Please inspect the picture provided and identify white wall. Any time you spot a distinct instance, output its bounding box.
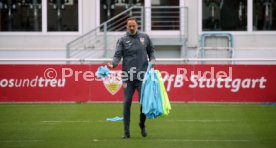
[0,0,276,60]
[184,0,276,58]
[0,0,95,51]
[185,0,199,47]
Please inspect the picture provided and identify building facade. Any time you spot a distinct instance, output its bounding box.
[0,0,276,60]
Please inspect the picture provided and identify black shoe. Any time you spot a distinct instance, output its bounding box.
[139,123,147,137]
[122,135,130,139]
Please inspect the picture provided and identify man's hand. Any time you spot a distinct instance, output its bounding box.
[149,59,156,68]
[107,61,113,69]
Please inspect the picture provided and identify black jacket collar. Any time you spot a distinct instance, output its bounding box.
[126,31,139,37]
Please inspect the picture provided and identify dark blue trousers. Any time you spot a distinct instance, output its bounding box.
[123,79,146,136]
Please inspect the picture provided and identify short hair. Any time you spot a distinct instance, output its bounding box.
[126,17,138,24]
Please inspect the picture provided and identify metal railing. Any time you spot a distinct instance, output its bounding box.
[146,6,188,44]
[150,6,182,30]
[197,33,234,64]
[66,6,144,60]
[1,58,276,64]
[66,6,188,61]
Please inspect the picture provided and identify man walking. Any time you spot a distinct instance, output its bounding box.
[107,17,155,139]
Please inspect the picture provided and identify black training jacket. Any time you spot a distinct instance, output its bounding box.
[112,31,155,81]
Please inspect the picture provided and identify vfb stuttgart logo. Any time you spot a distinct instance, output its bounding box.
[102,71,122,95]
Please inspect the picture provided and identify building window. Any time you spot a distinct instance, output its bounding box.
[151,0,179,30]
[253,0,276,31]
[202,0,247,31]
[99,0,144,31]
[0,0,42,31]
[47,0,78,31]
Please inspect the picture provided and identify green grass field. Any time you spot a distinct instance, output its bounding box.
[0,103,276,148]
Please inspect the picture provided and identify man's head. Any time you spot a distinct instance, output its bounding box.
[126,17,138,35]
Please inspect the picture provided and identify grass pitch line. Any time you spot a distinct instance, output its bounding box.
[89,138,251,142]
[41,119,234,123]
[0,140,43,143]
[41,120,91,123]
[166,119,235,122]
[157,139,251,142]
[41,120,107,123]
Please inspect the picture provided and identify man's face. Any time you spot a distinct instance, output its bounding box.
[127,20,138,35]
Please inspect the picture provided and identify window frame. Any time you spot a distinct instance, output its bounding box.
[198,0,276,35]
[0,0,82,36]
[96,0,184,36]
[146,0,183,35]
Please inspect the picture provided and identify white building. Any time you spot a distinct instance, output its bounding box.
[0,0,276,62]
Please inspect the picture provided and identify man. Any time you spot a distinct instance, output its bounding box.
[107,17,155,139]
